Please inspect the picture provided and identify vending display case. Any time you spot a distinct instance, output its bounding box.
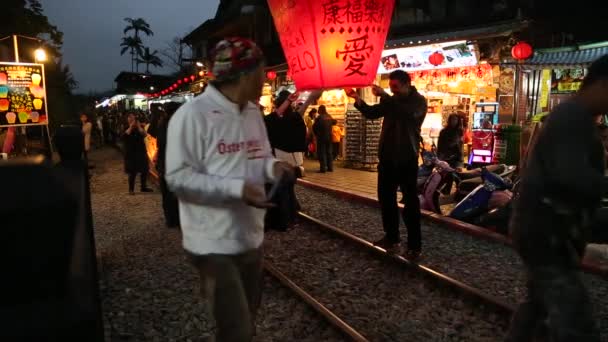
[469,102,499,165]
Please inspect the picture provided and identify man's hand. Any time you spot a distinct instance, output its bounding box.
[273,161,295,181]
[288,92,300,103]
[345,88,359,100]
[243,182,274,208]
[371,85,387,97]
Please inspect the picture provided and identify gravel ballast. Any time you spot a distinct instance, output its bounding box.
[265,223,508,341]
[295,185,608,338]
[91,149,344,341]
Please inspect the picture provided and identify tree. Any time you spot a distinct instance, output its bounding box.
[159,37,188,73]
[123,18,153,72]
[120,36,144,72]
[0,0,79,134]
[136,47,163,74]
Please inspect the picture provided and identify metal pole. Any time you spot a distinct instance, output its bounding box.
[12,35,19,62]
[512,64,520,124]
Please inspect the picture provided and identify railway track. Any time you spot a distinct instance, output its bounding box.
[264,262,368,341]
[264,212,514,341]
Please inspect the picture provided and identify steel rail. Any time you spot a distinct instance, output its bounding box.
[297,211,515,317]
[264,261,369,342]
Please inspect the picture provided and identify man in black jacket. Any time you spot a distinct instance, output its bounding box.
[312,105,337,173]
[346,70,427,258]
[506,55,608,342]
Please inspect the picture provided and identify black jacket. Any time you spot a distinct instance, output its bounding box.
[123,128,149,174]
[313,113,337,144]
[264,109,307,153]
[156,115,169,174]
[511,100,608,266]
[437,128,463,167]
[355,87,427,164]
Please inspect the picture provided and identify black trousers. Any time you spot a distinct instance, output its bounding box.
[317,141,333,172]
[128,172,148,192]
[160,175,180,227]
[505,264,599,341]
[332,142,340,160]
[378,160,421,250]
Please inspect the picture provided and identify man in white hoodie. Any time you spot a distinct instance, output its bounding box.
[165,38,293,341]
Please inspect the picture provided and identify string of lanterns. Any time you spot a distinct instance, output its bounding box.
[144,71,211,98]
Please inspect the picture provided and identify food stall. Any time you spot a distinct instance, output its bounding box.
[375,41,499,154]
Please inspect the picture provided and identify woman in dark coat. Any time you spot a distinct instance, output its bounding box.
[123,112,152,194]
[156,102,181,228]
[437,113,464,194]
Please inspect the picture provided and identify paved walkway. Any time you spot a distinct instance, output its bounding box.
[302,159,379,199]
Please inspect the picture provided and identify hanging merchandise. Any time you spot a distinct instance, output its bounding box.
[267,0,395,90]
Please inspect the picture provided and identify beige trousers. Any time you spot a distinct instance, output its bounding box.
[188,248,263,342]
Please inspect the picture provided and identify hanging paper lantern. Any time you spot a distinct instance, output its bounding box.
[511,41,533,60]
[184,77,190,83]
[268,0,395,90]
[177,80,183,85]
[190,75,196,81]
[266,71,277,80]
[199,71,205,77]
[428,51,445,66]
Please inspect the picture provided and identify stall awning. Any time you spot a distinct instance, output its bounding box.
[516,42,608,70]
[385,20,527,49]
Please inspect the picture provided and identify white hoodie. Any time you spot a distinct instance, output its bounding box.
[165,85,277,255]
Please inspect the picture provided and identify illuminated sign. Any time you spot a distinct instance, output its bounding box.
[378,41,478,74]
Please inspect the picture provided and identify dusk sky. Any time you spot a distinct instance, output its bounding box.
[40,0,220,93]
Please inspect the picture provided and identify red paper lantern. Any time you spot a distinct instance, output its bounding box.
[266,70,277,80]
[199,71,205,77]
[184,77,190,83]
[190,75,196,81]
[177,80,183,84]
[268,0,395,90]
[428,51,445,66]
[511,41,533,60]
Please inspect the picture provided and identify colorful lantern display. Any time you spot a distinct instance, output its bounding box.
[428,51,445,66]
[511,41,533,60]
[268,0,395,90]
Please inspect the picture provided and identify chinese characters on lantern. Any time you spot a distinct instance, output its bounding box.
[336,35,374,76]
[268,0,394,90]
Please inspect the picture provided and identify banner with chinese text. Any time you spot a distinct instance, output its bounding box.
[0,62,48,127]
[551,68,586,94]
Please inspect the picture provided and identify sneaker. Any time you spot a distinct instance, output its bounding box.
[373,236,400,252]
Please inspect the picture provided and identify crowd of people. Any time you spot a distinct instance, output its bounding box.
[81,36,608,342]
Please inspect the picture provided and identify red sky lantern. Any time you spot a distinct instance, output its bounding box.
[190,75,196,81]
[512,41,533,60]
[428,51,445,66]
[268,0,395,90]
[266,70,277,80]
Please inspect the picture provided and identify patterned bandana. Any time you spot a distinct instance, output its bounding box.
[211,37,264,83]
